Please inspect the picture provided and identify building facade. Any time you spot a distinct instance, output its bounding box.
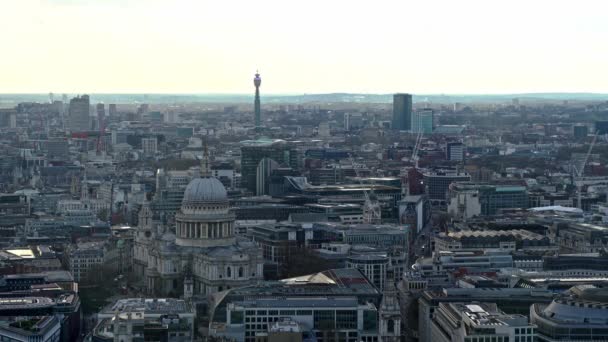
[448,182,529,217]
[392,93,412,131]
[530,285,608,342]
[431,302,536,342]
[68,95,90,132]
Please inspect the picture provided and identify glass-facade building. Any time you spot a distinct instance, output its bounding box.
[412,108,433,134]
[425,171,471,201]
[240,139,298,192]
[392,93,413,131]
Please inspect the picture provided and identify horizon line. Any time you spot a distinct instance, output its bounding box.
[1,91,607,96]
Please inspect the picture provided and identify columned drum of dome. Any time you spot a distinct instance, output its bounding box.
[176,176,236,248]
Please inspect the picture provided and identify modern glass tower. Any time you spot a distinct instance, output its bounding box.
[392,93,412,131]
[254,71,261,128]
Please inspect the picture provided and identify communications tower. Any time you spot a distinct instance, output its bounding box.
[254,71,261,129]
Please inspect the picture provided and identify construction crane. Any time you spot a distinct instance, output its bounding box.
[411,129,423,169]
[403,129,424,196]
[573,130,599,209]
[349,154,381,224]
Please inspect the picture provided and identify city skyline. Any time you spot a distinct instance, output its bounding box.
[2,0,608,94]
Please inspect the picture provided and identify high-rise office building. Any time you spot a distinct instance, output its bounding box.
[392,93,412,131]
[412,108,433,134]
[68,95,90,132]
[344,113,351,131]
[96,103,105,130]
[241,139,298,192]
[595,121,608,135]
[136,104,149,121]
[254,71,262,128]
[0,109,17,128]
[108,104,117,118]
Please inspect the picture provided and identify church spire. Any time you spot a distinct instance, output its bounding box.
[201,140,211,178]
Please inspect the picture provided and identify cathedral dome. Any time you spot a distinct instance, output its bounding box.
[182,177,227,204]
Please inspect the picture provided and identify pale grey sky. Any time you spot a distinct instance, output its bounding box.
[1,0,607,94]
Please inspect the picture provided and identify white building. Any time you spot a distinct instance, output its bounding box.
[447,187,482,220]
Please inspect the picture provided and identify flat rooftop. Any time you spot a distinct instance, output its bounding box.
[102,298,191,315]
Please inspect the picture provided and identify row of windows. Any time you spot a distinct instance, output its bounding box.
[245,310,313,316]
[465,336,510,342]
[236,309,362,331]
[515,328,535,334]
[514,337,535,342]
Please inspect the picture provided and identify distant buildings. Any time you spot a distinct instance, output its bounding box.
[68,95,90,132]
[392,93,412,131]
[46,139,69,159]
[433,229,551,253]
[108,103,117,118]
[96,103,105,129]
[544,221,608,253]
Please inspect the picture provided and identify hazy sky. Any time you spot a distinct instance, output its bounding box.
[2,0,607,94]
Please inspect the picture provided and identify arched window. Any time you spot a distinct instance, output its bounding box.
[238,266,243,278]
[226,266,231,278]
